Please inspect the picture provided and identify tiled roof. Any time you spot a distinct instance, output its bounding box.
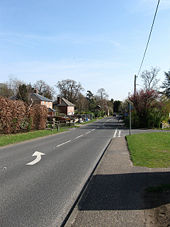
[62,97,75,106]
[31,93,52,102]
[53,97,75,106]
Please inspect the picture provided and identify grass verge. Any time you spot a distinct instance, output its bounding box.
[79,118,100,125]
[0,117,102,147]
[0,127,72,147]
[126,132,170,168]
[0,117,103,147]
[75,117,104,125]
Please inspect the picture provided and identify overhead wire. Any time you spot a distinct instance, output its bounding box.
[137,0,161,77]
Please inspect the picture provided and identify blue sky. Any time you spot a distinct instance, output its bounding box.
[0,0,170,100]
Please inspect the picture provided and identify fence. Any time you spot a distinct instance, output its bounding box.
[46,117,75,131]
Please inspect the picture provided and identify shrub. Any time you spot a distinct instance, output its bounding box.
[29,104,48,130]
[0,96,27,133]
[128,90,169,128]
[0,96,48,134]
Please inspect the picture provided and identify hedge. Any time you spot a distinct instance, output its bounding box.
[0,96,48,134]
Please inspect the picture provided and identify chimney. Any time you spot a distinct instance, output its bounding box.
[57,96,61,104]
[34,89,39,94]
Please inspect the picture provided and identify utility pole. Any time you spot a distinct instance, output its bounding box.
[128,92,132,136]
[134,74,137,95]
[129,102,131,135]
[111,99,114,115]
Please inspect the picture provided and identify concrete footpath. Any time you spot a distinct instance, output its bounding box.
[65,137,170,227]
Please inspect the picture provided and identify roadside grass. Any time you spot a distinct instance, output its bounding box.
[79,118,100,125]
[0,117,103,147]
[161,128,170,131]
[126,132,170,168]
[75,117,104,125]
[0,127,72,147]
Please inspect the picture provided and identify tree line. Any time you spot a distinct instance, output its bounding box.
[0,67,169,124]
[0,78,114,117]
[125,67,170,128]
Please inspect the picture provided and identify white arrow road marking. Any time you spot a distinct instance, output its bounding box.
[2,167,7,172]
[113,129,118,138]
[26,151,45,166]
[56,140,71,148]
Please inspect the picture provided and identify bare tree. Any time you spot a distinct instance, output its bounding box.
[76,93,89,112]
[141,67,160,91]
[97,88,108,100]
[56,79,84,103]
[34,80,55,99]
[0,83,13,97]
[7,77,24,95]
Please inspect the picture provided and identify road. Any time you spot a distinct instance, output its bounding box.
[0,117,163,227]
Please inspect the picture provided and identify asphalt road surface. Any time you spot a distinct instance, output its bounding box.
[0,117,163,227]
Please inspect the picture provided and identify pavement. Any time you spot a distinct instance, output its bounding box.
[65,136,170,227]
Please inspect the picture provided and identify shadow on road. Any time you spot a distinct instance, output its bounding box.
[78,172,170,211]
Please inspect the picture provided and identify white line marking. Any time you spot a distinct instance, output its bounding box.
[26,151,45,166]
[75,134,84,139]
[90,129,95,132]
[56,140,71,148]
[118,130,121,137]
[113,129,118,138]
[85,131,91,135]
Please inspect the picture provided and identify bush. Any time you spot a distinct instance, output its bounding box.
[0,96,48,134]
[128,90,169,128]
[29,104,48,130]
[0,96,27,133]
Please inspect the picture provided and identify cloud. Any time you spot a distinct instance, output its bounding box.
[0,32,121,48]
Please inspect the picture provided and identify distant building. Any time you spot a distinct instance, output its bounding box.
[29,90,55,116]
[29,91,53,109]
[9,89,56,116]
[53,97,75,116]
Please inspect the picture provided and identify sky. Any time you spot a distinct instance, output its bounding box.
[0,0,170,100]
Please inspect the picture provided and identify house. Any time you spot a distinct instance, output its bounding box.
[30,92,52,109]
[9,90,56,116]
[29,91,56,116]
[53,97,75,116]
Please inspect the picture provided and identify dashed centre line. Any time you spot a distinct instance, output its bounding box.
[56,129,96,148]
[85,131,91,135]
[75,134,84,139]
[56,140,71,148]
